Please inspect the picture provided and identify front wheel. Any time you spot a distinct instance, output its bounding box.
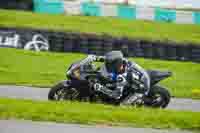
[48,81,80,101]
[144,85,170,108]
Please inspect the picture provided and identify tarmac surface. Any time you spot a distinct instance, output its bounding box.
[0,85,199,112]
[0,85,199,133]
[0,120,193,133]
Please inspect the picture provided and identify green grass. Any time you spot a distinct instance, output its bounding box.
[0,9,200,44]
[0,48,200,98]
[0,97,199,130]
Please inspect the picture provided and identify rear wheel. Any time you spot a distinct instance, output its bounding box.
[48,81,80,101]
[145,85,170,108]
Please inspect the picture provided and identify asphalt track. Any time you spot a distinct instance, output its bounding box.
[0,120,193,133]
[0,85,199,112]
[0,85,199,133]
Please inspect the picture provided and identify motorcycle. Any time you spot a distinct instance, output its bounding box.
[48,55,172,108]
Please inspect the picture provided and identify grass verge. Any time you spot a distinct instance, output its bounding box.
[0,9,200,44]
[0,97,199,130]
[0,48,200,98]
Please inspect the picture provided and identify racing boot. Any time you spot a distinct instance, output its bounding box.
[121,93,144,105]
[94,83,122,99]
[110,87,123,100]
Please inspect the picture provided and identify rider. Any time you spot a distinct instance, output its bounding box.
[93,51,150,100]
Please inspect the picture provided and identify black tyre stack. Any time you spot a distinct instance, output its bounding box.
[79,34,89,54]
[0,27,200,63]
[0,0,33,11]
[102,35,114,55]
[141,40,153,58]
[191,46,200,62]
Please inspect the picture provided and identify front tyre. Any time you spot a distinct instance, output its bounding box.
[48,81,80,101]
[145,85,170,108]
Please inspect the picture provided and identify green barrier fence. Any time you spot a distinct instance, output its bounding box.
[33,0,64,14]
[81,2,101,16]
[155,8,176,23]
[32,1,200,25]
[117,5,136,19]
[193,12,200,24]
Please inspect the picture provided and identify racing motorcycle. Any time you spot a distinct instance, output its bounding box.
[48,55,172,108]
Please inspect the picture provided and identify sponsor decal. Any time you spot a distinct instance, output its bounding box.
[24,34,49,51]
[0,31,20,48]
[0,31,49,51]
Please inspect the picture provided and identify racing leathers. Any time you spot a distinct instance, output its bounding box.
[83,55,151,100]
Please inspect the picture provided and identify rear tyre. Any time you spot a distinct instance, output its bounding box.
[145,85,170,108]
[48,81,80,101]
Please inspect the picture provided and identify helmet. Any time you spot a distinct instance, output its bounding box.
[105,51,124,74]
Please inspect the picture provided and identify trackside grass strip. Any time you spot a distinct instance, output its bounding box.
[0,48,200,99]
[0,98,199,130]
[0,9,200,44]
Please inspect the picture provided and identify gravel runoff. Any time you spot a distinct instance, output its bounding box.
[0,85,200,112]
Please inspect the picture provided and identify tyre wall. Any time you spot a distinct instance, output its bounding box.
[0,0,33,11]
[0,27,199,62]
